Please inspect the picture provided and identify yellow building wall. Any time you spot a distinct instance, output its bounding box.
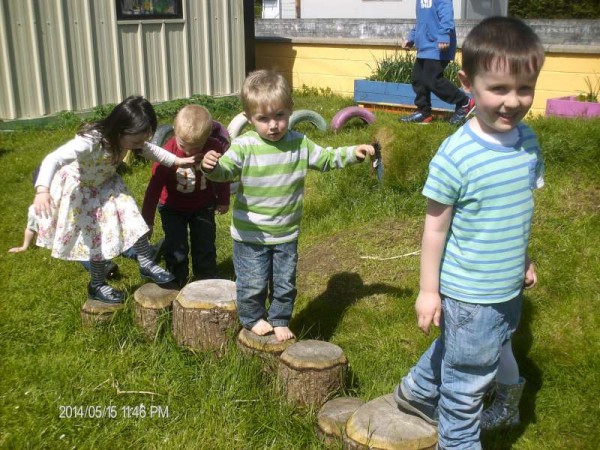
[257,41,600,116]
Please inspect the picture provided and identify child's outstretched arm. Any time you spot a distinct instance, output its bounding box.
[415,199,452,335]
[8,228,36,253]
[201,150,220,172]
[354,144,376,161]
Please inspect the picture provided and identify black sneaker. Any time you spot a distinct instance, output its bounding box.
[399,111,433,124]
[87,283,125,304]
[449,98,476,125]
[394,382,439,425]
[140,264,176,285]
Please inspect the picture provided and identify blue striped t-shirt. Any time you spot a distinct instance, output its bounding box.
[423,122,544,304]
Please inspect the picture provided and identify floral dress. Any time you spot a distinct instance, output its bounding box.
[35,132,176,262]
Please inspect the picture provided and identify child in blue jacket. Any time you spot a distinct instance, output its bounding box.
[399,0,475,125]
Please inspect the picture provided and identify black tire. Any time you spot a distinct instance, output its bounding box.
[330,106,376,132]
[151,124,174,146]
[227,112,249,139]
[288,109,328,131]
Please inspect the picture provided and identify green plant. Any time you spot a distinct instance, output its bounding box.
[367,50,461,87]
[577,73,600,103]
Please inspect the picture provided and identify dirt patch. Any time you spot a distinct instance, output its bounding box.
[298,217,421,294]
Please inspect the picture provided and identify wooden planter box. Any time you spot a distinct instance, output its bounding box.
[354,79,455,112]
[545,96,600,118]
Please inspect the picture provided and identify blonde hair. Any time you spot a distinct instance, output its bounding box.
[241,70,293,116]
[173,105,212,146]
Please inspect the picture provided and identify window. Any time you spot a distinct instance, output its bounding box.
[116,0,183,20]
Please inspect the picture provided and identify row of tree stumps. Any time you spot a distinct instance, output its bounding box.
[80,279,437,449]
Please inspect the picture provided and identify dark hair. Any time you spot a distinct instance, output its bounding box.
[461,16,545,80]
[79,95,157,163]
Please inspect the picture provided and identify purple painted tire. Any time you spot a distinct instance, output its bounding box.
[330,106,376,132]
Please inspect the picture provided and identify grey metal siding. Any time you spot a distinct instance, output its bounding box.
[0,0,246,120]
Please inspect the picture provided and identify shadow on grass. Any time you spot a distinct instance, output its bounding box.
[292,271,412,342]
[481,295,541,449]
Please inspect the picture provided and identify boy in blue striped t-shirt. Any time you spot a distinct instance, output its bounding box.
[202,70,375,342]
[393,17,545,449]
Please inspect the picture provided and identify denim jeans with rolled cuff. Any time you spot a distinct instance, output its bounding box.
[401,294,522,450]
[233,239,298,329]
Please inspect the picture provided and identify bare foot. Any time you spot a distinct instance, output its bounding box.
[8,246,26,253]
[250,319,274,336]
[274,326,295,342]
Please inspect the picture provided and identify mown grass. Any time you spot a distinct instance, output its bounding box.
[0,94,599,449]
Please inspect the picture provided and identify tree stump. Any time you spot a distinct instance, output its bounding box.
[317,397,365,445]
[172,279,238,352]
[133,283,178,340]
[80,299,123,327]
[277,339,348,407]
[236,328,296,371]
[343,394,437,450]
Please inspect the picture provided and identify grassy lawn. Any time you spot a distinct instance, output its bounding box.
[0,93,598,449]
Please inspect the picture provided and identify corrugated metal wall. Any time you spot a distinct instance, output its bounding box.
[0,0,246,120]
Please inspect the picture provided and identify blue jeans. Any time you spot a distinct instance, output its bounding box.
[402,294,522,450]
[159,205,217,287]
[232,240,298,328]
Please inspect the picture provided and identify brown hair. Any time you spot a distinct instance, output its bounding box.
[241,69,293,116]
[461,16,545,81]
[173,105,212,147]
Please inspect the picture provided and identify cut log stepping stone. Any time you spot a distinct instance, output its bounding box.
[343,394,437,450]
[237,328,296,369]
[133,283,179,340]
[317,397,365,444]
[80,299,123,327]
[172,279,238,352]
[277,339,348,407]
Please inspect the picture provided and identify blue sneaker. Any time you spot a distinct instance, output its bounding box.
[449,98,476,125]
[394,382,439,426]
[399,111,433,124]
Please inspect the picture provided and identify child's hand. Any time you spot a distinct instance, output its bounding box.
[402,40,414,49]
[354,144,375,161]
[33,192,53,219]
[216,204,229,215]
[202,150,221,172]
[438,42,450,51]
[415,290,442,335]
[524,260,537,289]
[176,155,198,168]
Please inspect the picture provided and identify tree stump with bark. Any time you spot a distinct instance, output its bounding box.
[317,397,365,445]
[80,299,123,327]
[237,328,296,371]
[133,283,178,340]
[277,339,348,407]
[343,394,437,450]
[172,279,238,352]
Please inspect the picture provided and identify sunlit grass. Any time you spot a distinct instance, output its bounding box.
[0,96,598,449]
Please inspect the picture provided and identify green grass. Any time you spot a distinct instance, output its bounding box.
[1,96,599,449]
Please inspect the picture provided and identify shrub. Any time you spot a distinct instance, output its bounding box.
[368,50,461,87]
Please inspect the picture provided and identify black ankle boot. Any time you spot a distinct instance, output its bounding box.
[140,264,175,285]
[87,283,125,304]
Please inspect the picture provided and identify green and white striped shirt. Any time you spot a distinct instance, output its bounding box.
[204,130,359,244]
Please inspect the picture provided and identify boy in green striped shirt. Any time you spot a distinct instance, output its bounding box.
[202,69,375,341]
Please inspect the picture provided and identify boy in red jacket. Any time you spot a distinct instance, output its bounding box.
[142,105,230,287]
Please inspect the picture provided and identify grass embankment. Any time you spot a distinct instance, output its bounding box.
[0,93,598,449]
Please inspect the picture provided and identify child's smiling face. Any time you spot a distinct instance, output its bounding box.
[460,60,539,134]
[246,104,291,142]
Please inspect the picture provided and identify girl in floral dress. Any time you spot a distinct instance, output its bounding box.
[33,96,197,303]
